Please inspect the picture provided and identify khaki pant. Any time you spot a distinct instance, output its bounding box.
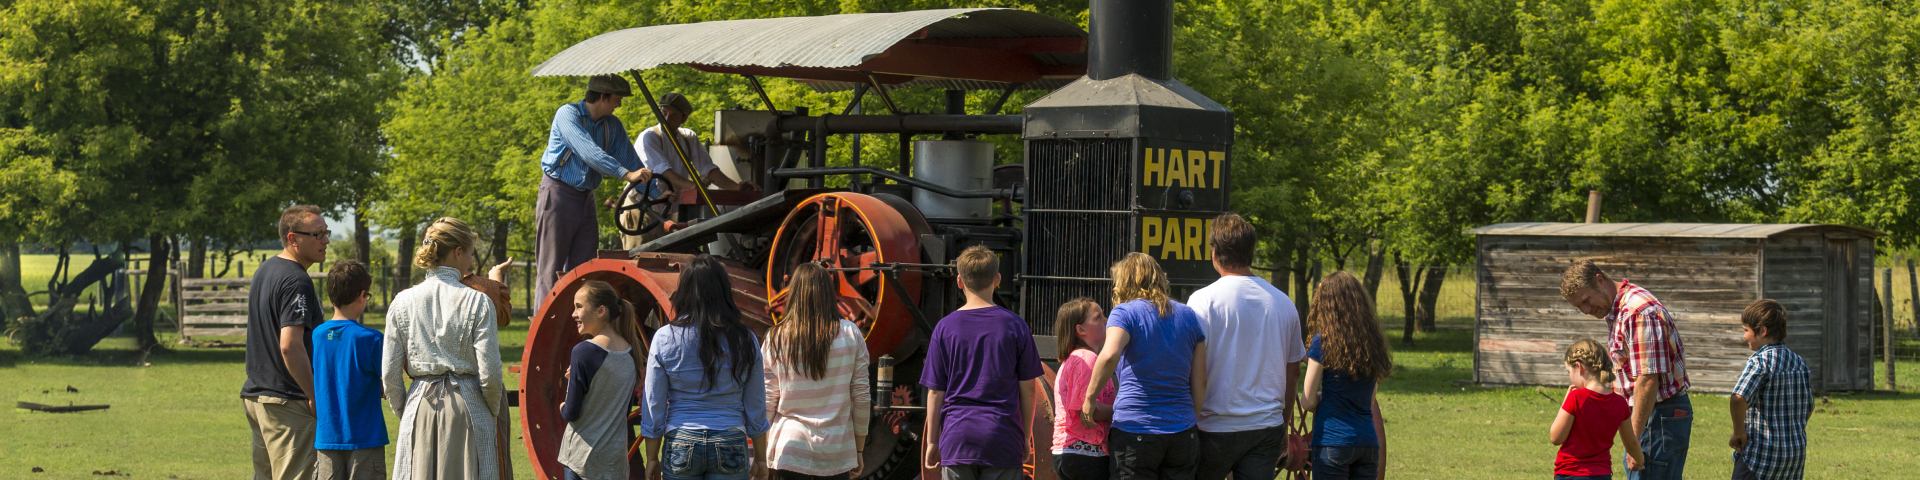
[317,448,386,480]
[245,395,317,480]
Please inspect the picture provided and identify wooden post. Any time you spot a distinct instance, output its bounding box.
[1885,267,1896,391]
[1909,258,1919,338]
[1584,190,1603,223]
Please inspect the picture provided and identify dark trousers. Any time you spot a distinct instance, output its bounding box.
[1309,446,1379,480]
[535,175,598,307]
[1554,475,1607,480]
[1195,426,1285,480]
[1054,453,1111,480]
[776,469,851,480]
[1109,428,1198,480]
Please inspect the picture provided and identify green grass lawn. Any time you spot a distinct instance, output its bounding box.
[0,313,545,480]
[7,260,1920,479]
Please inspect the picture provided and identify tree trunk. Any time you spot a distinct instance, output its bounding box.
[131,233,170,350]
[354,205,372,266]
[1394,252,1418,346]
[0,238,32,324]
[491,219,510,265]
[12,255,128,355]
[1362,239,1385,300]
[394,224,416,302]
[187,237,206,279]
[1416,265,1446,332]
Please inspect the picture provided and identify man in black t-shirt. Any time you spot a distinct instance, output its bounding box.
[242,204,328,480]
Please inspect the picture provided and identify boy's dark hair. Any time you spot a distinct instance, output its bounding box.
[1742,299,1788,342]
[955,245,998,294]
[327,260,372,309]
[1209,213,1256,268]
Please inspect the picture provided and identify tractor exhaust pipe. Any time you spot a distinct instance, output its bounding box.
[1088,0,1174,81]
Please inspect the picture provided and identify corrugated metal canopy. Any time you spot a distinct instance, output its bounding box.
[531,8,1086,90]
[1474,222,1881,239]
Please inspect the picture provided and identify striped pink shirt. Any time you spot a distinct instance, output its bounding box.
[762,319,872,476]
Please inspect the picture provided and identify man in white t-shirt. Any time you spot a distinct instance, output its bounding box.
[1187,212,1308,480]
[621,92,750,248]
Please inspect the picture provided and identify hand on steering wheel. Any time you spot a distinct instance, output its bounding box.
[615,176,676,236]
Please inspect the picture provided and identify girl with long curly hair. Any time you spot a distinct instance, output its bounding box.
[1301,271,1390,480]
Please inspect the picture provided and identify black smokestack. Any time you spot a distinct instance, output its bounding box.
[1087,0,1173,81]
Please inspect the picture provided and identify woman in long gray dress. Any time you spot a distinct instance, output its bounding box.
[383,217,506,479]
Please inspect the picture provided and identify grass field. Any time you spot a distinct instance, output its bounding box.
[6,260,1920,478]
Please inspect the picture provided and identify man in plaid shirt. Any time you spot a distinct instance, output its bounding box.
[1730,300,1812,480]
[1561,260,1693,480]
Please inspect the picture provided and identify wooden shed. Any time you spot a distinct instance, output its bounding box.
[1474,223,1877,392]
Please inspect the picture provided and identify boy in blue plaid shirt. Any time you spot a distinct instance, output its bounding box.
[1729,299,1812,480]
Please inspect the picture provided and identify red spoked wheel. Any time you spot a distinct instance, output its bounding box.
[763,192,927,357]
[519,254,771,480]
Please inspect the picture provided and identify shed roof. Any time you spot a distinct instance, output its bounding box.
[531,8,1086,91]
[1474,223,1880,239]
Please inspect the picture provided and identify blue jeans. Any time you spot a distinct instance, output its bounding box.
[1626,394,1692,480]
[1310,446,1379,480]
[663,428,751,480]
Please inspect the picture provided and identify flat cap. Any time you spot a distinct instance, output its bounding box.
[661,92,693,114]
[587,75,631,96]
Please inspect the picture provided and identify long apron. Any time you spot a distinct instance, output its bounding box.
[393,374,500,480]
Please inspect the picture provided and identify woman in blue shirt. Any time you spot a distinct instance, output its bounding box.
[1081,252,1209,479]
[641,255,768,480]
[1301,272,1392,480]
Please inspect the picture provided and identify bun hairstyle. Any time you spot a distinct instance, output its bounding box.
[413,217,479,269]
[1563,338,1616,385]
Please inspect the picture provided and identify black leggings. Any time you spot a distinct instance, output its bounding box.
[1053,453,1111,480]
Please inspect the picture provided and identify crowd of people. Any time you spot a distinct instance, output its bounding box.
[237,76,1814,480]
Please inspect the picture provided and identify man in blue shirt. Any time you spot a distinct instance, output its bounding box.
[311,260,385,480]
[536,75,652,305]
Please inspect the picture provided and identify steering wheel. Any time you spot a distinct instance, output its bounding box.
[615,176,676,236]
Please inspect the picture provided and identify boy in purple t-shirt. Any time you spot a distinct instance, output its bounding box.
[921,245,1044,480]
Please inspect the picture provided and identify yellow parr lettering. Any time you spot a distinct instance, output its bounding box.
[1141,217,1164,256]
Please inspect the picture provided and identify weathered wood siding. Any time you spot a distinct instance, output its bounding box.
[1477,236,1763,392]
[1477,229,1875,392]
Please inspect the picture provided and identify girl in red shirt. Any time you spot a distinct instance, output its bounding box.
[1549,339,1645,479]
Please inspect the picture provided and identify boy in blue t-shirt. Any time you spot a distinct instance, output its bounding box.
[311,260,387,479]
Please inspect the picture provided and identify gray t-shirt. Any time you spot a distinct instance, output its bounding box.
[241,256,323,400]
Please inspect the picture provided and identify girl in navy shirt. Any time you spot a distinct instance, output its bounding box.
[1301,272,1391,480]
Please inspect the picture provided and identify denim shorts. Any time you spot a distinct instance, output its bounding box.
[664,428,751,480]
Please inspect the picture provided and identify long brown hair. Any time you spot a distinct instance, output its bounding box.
[1564,339,1615,385]
[579,280,646,375]
[769,263,841,381]
[1307,272,1392,380]
[1111,253,1171,316]
[1053,297,1103,359]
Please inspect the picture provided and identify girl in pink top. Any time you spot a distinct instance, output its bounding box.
[1051,298,1117,480]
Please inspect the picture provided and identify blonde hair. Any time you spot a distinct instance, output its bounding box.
[1563,338,1615,385]
[413,217,479,269]
[1110,252,1171,316]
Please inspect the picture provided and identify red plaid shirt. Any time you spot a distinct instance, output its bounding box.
[1606,279,1690,405]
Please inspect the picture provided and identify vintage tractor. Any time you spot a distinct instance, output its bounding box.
[515,1,1232,479]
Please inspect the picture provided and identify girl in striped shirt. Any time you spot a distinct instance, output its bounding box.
[762,263,873,479]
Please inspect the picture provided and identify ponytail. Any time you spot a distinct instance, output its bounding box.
[613,299,646,375]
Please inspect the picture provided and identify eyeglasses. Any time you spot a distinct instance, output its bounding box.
[290,230,331,239]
